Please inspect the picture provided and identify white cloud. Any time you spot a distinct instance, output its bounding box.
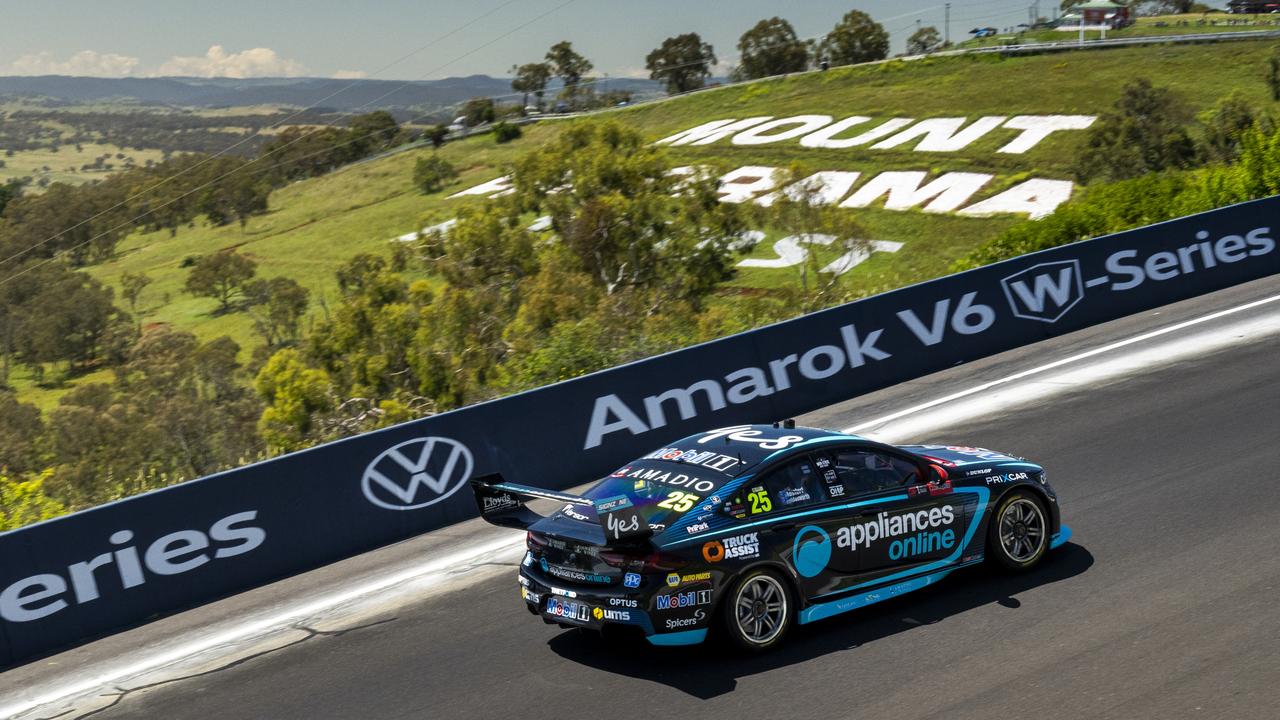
[7,50,141,77]
[332,69,368,79]
[155,45,306,78]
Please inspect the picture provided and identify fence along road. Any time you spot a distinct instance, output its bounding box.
[1,196,1277,668]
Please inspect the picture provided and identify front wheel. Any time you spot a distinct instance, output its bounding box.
[721,568,793,651]
[987,491,1049,571]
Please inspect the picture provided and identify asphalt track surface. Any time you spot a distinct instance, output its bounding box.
[51,289,1280,719]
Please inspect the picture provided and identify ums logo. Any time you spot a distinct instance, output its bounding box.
[362,436,474,510]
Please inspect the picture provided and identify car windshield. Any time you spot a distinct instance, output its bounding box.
[581,460,729,526]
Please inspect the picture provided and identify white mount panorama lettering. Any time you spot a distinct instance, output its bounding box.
[656,114,1096,154]
[449,167,1074,221]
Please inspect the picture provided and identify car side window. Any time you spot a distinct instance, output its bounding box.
[740,458,822,516]
[831,449,921,495]
[810,452,851,501]
[727,456,824,512]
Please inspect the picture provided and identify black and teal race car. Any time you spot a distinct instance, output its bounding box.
[471,423,1070,650]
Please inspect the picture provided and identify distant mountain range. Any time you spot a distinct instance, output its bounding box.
[0,75,665,110]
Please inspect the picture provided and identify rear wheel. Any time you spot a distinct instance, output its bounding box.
[987,490,1048,571]
[721,568,793,651]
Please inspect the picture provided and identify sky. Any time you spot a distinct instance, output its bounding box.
[0,0,1051,80]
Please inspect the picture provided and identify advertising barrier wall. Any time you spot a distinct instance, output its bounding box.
[2,195,1277,667]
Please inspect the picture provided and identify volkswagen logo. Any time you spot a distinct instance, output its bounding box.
[361,436,474,510]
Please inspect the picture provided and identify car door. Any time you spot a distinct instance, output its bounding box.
[815,446,965,587]
[729,455,845,600]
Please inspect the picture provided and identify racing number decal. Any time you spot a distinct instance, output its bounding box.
[747,489,772,515]
[657,491,699,513]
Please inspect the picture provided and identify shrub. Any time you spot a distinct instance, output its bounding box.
[493,121,523,144]
[413,155,459,194]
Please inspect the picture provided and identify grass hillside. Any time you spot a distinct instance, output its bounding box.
[1,143,167,188]
[31,38,1271,412]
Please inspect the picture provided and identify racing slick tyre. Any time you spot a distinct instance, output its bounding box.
[721,568,794,652]
[987,490,1049,572]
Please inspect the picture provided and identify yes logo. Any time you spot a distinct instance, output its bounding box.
[792,525,831,578]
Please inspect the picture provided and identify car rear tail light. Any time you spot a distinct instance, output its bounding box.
[638,552,684,573]
[597,550,632,568]
[526,531,548,550]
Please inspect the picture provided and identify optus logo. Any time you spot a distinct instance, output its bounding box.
[792,525,831,578]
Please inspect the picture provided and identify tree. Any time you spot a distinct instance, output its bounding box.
[1075,78,1200,182]
[545,41,593,105]
[0,392,43,474]
[0,180,21,217]
[736,17,809,80]
[818,10,890,66]
[413,155,459,193]
[645,33,716,94]
[512,121,750,306]
[245,277,310,347]
[349,111,400,154]
[762,166,870,313]
[1201,92,1266,164]
[461,97,496,126]
[15,269,122,371]
[0,470,67,532]
[511,62,552,111]
[907,25,943,55]
[424,124,448,149]
[120,271,152,323]
[184,251,258,313]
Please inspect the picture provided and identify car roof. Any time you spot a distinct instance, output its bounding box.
[650,424,865,477]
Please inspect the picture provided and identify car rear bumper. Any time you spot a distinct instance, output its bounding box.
[518,568,656,635]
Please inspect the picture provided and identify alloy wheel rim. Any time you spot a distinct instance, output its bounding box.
[999,497,1046,562]
[735,575,787,644]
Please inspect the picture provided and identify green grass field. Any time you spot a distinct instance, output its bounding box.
[1,143,167,188]
[16,37,1270,411]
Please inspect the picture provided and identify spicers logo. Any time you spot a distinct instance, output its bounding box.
[362,437,474,510]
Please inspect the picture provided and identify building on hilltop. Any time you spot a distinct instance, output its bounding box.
[1228,0,1280,12]
[1057,0,1132,29]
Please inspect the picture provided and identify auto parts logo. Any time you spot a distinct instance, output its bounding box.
[1000,259,1084,323]
[361,436,474,510]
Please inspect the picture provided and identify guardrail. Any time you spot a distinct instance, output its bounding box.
[948,28,1280,57]
[2,193,1276,668]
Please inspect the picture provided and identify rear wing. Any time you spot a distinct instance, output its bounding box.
[470,474,653,543]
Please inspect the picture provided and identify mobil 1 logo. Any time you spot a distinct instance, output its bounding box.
[1000,227,1275,325]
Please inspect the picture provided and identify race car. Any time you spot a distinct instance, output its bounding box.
[471,422,1070,650]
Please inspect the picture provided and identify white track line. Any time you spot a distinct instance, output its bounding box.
[1,534,525,719]
[6,290,1280,718]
